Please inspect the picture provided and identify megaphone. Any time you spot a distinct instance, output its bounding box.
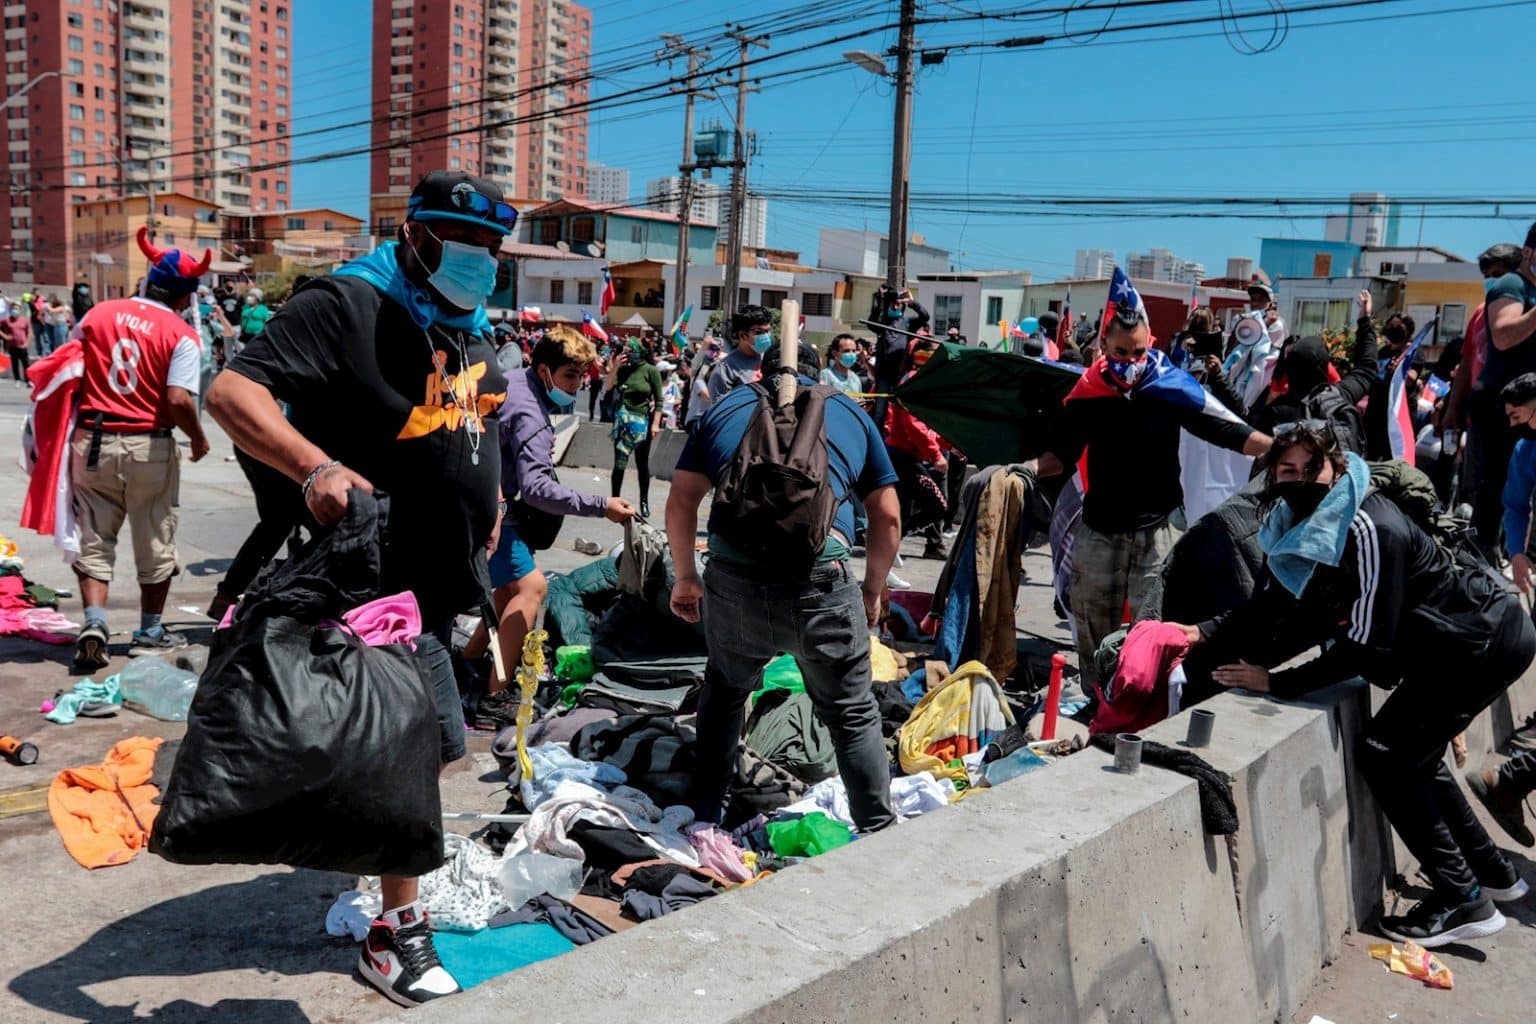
[1232,312,1267,348]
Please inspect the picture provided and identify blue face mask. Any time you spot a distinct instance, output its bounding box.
[540,368,578,408]
[839,351,859,367]
[887,307,903,319]
[415,224,498,312]
[752,332,774,355]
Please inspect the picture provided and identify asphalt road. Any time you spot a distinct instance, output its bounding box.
[3,380,1532,1024]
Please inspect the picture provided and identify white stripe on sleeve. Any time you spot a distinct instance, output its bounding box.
[1347,514,1380,643]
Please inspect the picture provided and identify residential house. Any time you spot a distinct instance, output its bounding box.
[71,192,224,300]
[818,228,951,281]
[224,208,368,279]
[914,271,1033,348]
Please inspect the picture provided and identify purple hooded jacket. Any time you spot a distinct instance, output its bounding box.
[499,368,607,517]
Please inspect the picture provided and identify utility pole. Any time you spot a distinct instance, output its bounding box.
[660,35,709,333]
[721,28,767,326]
[885,0,917,292]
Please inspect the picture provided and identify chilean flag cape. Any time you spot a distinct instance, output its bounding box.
[1065,347,1250,506]
[1381,318,1438,466]
[19,339,84,559]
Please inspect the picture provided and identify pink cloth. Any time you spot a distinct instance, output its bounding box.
[216,591,421,649]
[1090,620,1191,736]
[685,823,753,883]
[339,592,421,648]
[0,577,77,645]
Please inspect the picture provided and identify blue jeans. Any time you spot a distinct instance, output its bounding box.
[693,558,894,832]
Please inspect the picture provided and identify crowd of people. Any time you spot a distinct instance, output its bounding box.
[16,167,1536,1004]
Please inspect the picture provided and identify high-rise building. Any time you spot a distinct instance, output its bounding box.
[1324,192,1401,247]
[1074,248,1116,279]
[645,176,722,225]
[3,0,292,284]
[718,191,768,250]
[1126,247,1184,282]
[587,162,630,206]
[369,0,591,231]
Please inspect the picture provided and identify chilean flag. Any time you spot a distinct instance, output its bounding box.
[1383,317,1438,466]
[19,339,85,558]
[599,267,617,317]
[1099,266,1145,341]
[1066,347,1250,497]
[581,311,609,343]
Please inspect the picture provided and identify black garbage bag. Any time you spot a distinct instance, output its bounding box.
[150,491,445,877]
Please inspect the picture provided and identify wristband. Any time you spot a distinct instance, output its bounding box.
[301,459,339,500]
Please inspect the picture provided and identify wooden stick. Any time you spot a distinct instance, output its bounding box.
[779,298,801,408]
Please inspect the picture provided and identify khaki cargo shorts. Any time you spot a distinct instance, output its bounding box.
[70,430,181,585]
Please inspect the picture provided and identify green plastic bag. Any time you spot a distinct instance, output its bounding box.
[754,654,805,698]
[765,812,852,857]
[554,645,596,685]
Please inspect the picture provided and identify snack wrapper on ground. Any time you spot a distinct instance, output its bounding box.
[1368,940,1454,990]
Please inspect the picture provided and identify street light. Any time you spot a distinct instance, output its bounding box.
[0,70,63,111]
[843,50,890,77]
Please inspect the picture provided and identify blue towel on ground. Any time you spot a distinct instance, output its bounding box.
[432,923,575,989]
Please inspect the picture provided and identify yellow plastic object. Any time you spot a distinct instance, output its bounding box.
[1368,940,1454,990]
[514,628,547,783]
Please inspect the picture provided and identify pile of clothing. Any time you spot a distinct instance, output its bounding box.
[0,536,77,644]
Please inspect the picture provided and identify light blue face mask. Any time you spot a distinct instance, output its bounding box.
[540,368,578,408]
[1486,277,1500,294]
[839,351,858,367]
[752,331,774,355]
[416,224,498,312]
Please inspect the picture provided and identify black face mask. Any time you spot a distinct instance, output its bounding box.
[1518,423,1536,442]
[1273,480,1331,519]
[1384,325,1408,346]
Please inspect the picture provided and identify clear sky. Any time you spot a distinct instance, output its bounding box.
[293,0,1534,278]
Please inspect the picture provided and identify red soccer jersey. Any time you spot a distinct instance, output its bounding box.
[76,297,201,431]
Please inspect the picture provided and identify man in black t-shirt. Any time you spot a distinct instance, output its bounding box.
[1031,306,1271,692]
[207,171,517,1009]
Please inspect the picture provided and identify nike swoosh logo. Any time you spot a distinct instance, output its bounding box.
[368,951,393,977]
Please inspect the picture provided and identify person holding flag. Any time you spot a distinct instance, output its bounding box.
[1030,273,1271,693]
[1368,315,1438,463]
[670,304,694,355]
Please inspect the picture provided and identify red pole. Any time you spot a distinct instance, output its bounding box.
[1042,652,1066,740]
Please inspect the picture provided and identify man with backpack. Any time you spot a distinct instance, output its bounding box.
[666,340,901,834]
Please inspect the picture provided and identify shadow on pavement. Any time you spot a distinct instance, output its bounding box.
[0,636,75,668]
[8,869,354,1024]
[183,558,234,578]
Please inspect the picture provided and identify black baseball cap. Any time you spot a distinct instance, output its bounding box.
[407,171,517,235]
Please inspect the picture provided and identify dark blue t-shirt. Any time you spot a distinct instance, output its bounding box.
[676,377,897,558]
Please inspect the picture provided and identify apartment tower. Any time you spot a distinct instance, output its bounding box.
[2,0,291,284]
[369,0,591,233]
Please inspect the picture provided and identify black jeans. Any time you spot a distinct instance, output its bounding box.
[587,381,600,421]
[1359,597,1536,901]
[7,346,29,381]
[220,447,306,599]
[691,558,894,832]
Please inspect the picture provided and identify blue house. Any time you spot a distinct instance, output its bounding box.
[1257,238,1362,282]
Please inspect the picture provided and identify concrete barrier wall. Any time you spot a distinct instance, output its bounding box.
[557,421,688,480]
[417,663,1536,1024]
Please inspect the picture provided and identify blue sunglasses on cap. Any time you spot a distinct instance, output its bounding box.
[409,190,518,233]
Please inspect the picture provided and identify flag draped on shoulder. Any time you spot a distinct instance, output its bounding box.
[19,339,84,558]
[1068,348,1248,428]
